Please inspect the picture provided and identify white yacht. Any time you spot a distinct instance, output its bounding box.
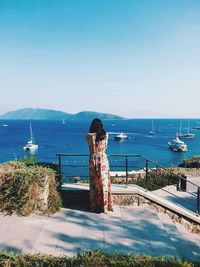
[168,135,187,152]
[114,132,128,141]
[24,123,38,151]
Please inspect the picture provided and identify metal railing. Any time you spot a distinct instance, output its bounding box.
[56,153,200,215]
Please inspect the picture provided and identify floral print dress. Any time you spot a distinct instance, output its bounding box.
[87,133,113,213]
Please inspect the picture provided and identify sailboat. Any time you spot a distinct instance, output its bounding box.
[24,123,38,151]
[178,121,195,139]
[148,120,155,135]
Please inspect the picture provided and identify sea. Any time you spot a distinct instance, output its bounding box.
[0,119,200,170]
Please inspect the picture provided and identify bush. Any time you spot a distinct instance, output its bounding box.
[19,155,37,165]
[134,170,179,191]
[0,161,62,215]
[0,251,198,267]
[109,170,179,191]
[179,156,200,168]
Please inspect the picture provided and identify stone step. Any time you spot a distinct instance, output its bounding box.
[175,222,200,261]
[120,206,179,257]
[157,212,200,261]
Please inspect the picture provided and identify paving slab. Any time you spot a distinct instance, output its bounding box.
[120,207,153,255]
[103,207,129,253]
[0,214,47,253]
[139,208,179,257]
[80,212,105,253]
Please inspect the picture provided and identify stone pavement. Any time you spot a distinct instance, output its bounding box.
[0,205,200,261]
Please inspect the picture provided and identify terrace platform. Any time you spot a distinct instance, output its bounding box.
[0,181,200,260]
[0,205,199,260]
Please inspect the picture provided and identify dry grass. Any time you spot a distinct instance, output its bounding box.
[0,161,62,215]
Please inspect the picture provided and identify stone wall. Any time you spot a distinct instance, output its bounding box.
[38,175,49,211]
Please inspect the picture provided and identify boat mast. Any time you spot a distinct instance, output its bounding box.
[187,120,190,134]
[152,120,155,133]
[179,121,182,136]
[30,123,35,144]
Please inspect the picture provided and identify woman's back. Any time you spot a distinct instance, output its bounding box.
[87,118,113,213]
[87,133,108,154]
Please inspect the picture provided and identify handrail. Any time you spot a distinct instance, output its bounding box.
[57,153,199,188]
[56,153,200,214]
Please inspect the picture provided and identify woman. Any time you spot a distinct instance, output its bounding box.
[87,118,113,213]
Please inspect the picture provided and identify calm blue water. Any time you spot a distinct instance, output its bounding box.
[0,119,200,168]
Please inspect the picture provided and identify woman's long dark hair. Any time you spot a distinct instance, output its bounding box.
[89,118,106,143]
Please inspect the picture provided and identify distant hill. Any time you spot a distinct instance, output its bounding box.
[74,111,123,120]
[0,108,71,120]
[0,108,125,121]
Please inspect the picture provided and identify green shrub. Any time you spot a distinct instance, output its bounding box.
[0,161,62,215]
[133,170,179,191]
[0,251,198,267]
[110,169,179,191]
[19,155,37,165]
[179,156,200,168]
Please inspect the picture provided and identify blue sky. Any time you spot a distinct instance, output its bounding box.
[0,0,200,118]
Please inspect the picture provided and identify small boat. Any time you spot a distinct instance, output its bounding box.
[2,124,8,127]
[178,121,195,139]
[168,134,187,152]
[114,132,128,141]
[24,123,38,151]
[62,119,66,124]
[148,120,156,135]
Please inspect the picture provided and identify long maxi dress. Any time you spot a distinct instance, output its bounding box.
[87,133,113,213]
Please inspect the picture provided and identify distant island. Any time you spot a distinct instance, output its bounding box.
[0,108,125,121]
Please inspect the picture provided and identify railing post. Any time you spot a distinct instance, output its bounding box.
[58,155,62,189]
[125,156,128,187]
[155,162,158,176]
[145,160,149,188]
[197,187,200,214]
